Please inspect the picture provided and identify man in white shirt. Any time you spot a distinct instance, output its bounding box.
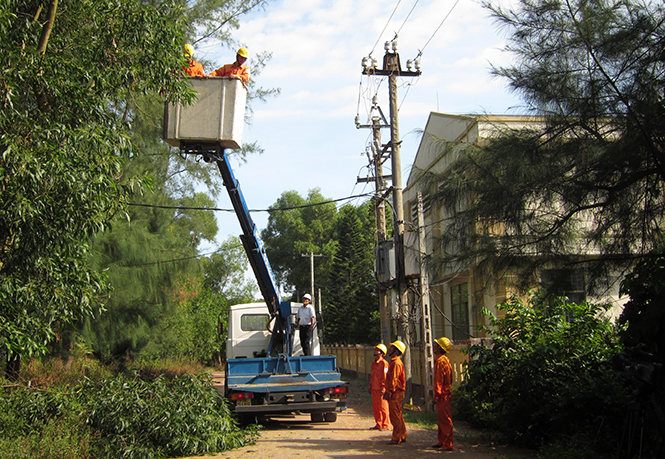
[295,293,316,355]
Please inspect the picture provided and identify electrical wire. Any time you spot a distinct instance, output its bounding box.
[418,0,461,57]
[370,0,403,57]
[127,192,375,214]
[396,0,420,36]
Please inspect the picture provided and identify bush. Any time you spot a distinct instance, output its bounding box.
[0,359,255,459]
[456,295,628,454]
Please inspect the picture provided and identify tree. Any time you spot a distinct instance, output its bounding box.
[616,250,665,456]
[424,0,665,293]
[0,0,191,376]
[203,236,258,304]
[261,189,338,296]
[324,203,379,344]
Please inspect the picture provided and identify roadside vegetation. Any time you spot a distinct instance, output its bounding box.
[0,357,256,459]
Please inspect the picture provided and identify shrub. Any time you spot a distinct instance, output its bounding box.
[456,294,628,453]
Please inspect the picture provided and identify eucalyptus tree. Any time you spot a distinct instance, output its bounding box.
[0,0,191,377]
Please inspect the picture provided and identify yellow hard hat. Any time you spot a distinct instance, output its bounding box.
[435,337,452,353]
[374,344,387,355]
[390,340,406,355]
[184,43,194,58]
[237,47,249,58]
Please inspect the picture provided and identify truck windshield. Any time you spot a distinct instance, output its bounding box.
[240,314,270,331]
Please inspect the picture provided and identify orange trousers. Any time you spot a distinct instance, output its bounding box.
[371,390,391,429]
[437,396,453,449]
[388,390,407,443]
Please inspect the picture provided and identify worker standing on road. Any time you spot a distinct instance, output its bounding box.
[208,47,250,83]
[368,344,391,431]
[433,336,454,451]
[384,340,407,444]
[183,43,205,77]
[295,293,315,356]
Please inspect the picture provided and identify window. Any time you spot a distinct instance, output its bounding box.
[451,283,469,341]
[241,314,270,332]
[541,269,586,305]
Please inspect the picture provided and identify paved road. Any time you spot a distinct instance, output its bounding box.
[182,376,534,459]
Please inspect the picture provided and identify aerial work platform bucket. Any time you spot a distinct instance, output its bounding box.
[163,77,246,150]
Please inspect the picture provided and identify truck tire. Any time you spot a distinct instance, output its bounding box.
[324,412,337,422]
[310,412,324,422]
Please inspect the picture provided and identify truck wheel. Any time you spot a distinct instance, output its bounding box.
[310,412,324,422]
[324,412,337,422]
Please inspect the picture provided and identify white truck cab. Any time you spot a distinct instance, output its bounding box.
[226,302,320,359]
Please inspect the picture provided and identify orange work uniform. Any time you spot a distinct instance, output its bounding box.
[369,357,391,430]
[184,59,205,77]
[385,355,407,443]
[208,62,250,83]
[434,353,453,450]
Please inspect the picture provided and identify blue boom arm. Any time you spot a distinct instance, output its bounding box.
[213,148,293,355]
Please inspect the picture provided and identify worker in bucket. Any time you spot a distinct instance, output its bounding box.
[368,343,391,431]
[208,47,250,83]
[295,293,315,356]
[183,43,205,77]
[433,336,454,451]
[383,340,407,444]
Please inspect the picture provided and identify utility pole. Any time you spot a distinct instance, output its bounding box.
[417,192,434,413]
[362,38,421,402]
[302,251,323,323]
[356,97,391,346]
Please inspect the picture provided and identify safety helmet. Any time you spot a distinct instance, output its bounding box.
[302,293,312,301]
[237,47,249,58]
[435,337,452,353]
[390,340,406,355]
[183,43,194,58]
[374,344,387,355]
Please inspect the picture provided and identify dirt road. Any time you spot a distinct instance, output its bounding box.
[183,377,534,459]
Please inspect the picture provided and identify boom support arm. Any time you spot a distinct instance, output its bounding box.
[211,147,293,355]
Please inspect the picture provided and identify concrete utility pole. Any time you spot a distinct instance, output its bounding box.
[302,251,323,319]
[417,192,434,413]
[362,38,421,402]
[356,96,392,346]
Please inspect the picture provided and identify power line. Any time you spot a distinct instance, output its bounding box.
[127,192,375,213]
[396,0,421,36]
[370,0,403,56]
[418,0,461,57]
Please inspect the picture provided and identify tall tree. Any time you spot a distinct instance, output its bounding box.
[323,203,379,344]
[424,0,665,293]
[77,0,274,361]
[261,189,337,297]
[0,0,191,376]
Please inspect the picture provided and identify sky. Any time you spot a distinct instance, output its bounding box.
[195,0,525,248]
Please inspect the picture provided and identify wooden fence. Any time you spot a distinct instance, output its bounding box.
[321,343,469,390]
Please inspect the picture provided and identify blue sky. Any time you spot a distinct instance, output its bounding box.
[194,0,525,245]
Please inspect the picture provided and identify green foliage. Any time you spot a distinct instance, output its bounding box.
[324,203,379,344]
[423,0,665,291]
[0,413,96,459]
[261,189,338,296]
[457,295,627,452]
[76,373,255,458]
[617,251,665,456]
[0,367,255,459]
[203,236,259,303]
[0,0,190,360]
[262,192,381,345]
